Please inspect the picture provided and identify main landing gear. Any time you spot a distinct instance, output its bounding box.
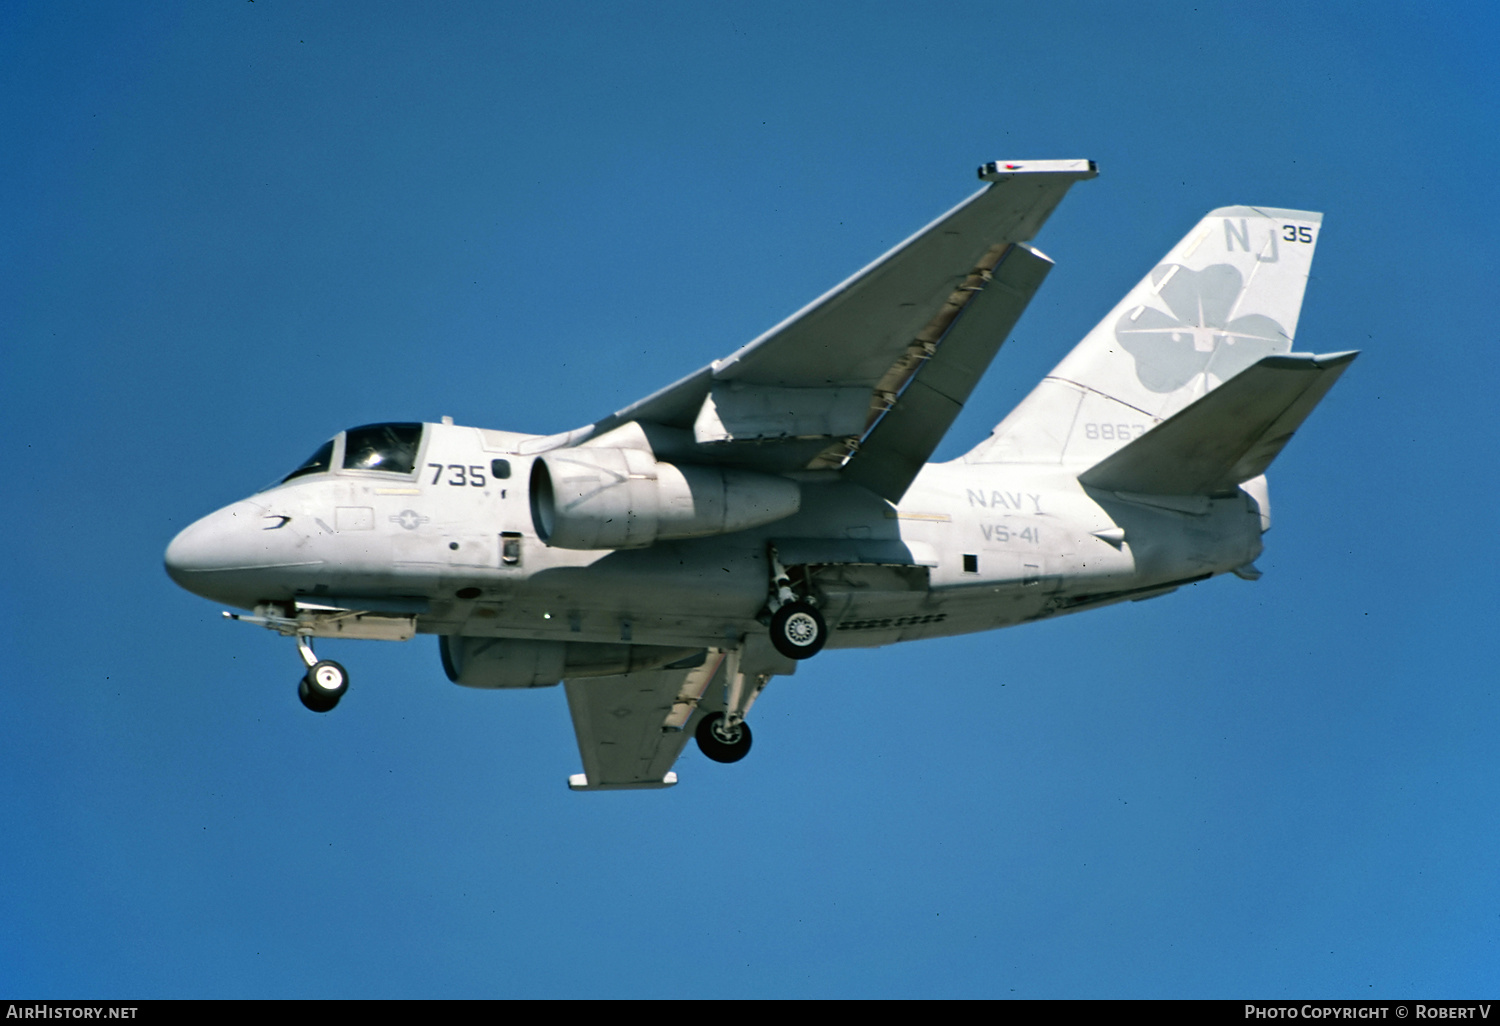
[687,545,826,764]
[689,647,772,766]
[766,543,827,661]
[294,634,348,713]
[770,602,826,660]
[696,712,752,763]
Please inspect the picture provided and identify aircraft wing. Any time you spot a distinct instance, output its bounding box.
[562,160,1096,501]
[562,651,729,791]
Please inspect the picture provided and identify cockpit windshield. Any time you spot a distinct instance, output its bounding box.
[282,439,334,483]
[342,422,423,474]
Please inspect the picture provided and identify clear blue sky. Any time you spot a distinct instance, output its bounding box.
[3,1,1496,998]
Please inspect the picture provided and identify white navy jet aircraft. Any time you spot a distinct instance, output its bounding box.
[165,159,1355,790]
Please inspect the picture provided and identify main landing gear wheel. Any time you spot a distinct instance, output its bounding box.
[298,659,348,713]
[770,601,827,660]
[696,712,753,764]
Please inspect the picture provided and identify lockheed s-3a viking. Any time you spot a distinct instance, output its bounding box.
[165,159,1355,790]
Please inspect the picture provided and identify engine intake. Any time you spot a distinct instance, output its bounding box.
[529,447,800,549]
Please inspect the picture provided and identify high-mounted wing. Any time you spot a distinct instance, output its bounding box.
[563,651,729,791]
[554,160,1096,501]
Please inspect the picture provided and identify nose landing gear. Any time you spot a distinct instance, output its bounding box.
[295,635,348,713]
[223,603,389,714]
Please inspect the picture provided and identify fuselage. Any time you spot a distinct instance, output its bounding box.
[165,420,1266,655]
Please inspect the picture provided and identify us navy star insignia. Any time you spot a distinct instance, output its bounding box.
[391,510,429,530]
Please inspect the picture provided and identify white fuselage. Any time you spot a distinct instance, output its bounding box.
[165,421,1265,655]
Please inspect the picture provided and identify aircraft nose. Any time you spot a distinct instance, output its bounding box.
[164,516,214,587]
[164,499,274,588]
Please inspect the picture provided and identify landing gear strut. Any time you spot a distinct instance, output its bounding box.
[766,543,828,660]
[295,634,348,713]
[691,647,771,766]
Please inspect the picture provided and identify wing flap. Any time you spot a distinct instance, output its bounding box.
[1077,351,1358,495]
[841,243,1055,500]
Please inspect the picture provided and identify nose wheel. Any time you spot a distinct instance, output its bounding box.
[298,659,349,712]
[295,635,349,713]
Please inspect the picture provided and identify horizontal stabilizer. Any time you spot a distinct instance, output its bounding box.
[1077,351,1358,495]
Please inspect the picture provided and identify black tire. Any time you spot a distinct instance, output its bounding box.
[298,659,348,713]
[770,601,827,660]
[695,712,753,764]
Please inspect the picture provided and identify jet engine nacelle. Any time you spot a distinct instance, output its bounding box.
[529,447,801,549]
[439,636,703,689]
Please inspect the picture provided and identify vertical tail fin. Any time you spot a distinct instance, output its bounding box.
[967,206,1322,467]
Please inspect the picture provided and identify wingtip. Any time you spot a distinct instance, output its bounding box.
[566,771,679,792]
[977,158,1098,182]
[1313,350,1360,368]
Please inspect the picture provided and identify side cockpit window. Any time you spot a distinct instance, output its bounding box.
[342,422,423,475]
[282,439,335,483]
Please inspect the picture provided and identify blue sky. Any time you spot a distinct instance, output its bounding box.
[3,1,1497,998]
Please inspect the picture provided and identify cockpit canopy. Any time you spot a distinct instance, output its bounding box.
[282,422,424,483]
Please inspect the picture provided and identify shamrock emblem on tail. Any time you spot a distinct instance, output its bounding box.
[1115,263,1287,393]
